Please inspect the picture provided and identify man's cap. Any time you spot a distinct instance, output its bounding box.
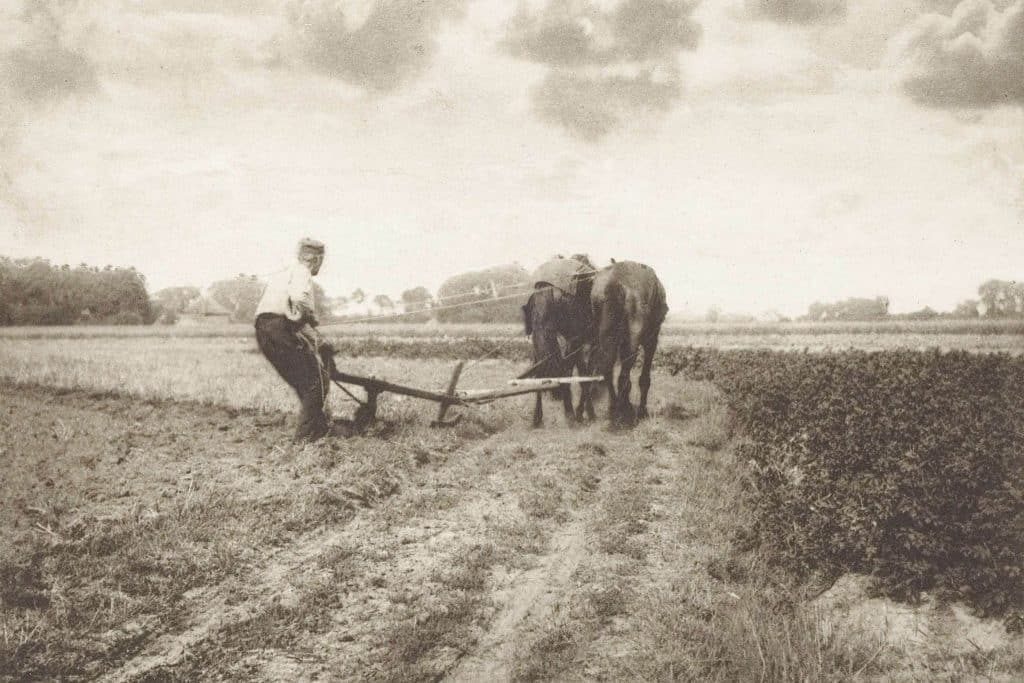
[298,238,325,255]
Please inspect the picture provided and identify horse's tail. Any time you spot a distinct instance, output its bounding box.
[653,279,668,329]
[590,279,626,377]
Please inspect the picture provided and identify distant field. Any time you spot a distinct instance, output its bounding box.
[1,318,1022,354]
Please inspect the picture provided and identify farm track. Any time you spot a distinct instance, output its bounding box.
[1,375,746,681]
[445,519,588,682]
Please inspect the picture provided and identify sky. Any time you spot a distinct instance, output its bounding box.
[1,0,1023,317]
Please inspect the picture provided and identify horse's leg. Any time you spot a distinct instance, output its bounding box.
[583,363,597,421]
[575,347,596,421]
[637,335,657,420]
[533,392,543,428]
[615,336,639,427]
[575,368,588,422]
[592,311,619,423]
[604,363,616,421]
[559,385,576,425]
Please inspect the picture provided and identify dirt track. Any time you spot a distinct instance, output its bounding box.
[2,376,751,681]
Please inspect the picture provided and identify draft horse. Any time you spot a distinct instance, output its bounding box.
[582,261,667,428]
[522,255,597,427]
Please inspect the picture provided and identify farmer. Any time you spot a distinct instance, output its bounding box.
[254,238,336,442]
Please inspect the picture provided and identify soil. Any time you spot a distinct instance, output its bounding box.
[2,379,1019,681]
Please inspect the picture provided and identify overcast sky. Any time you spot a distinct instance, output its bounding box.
[1,0,1022,316]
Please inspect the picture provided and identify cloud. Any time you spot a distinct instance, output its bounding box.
[898,0,1024,108]
[532,67,679,140]
[285,0,466,92]
[0,1,101,228]
[503,0,701,139]
[0,2,99,104]
[4,44,97,102]
[745,0,846,24]
[505,0,700,65]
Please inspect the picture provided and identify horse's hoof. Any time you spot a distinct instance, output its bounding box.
[637,406,649,420]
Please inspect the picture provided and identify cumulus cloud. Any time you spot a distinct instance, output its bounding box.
[505,0,700,65]
[532,67,680,140]
[286,0,466,92]
[0,1,99,104]
[503,0,701,139]
[898,0,1024,108]
[745,0,846,24]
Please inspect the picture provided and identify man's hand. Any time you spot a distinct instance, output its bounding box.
[300,323,338,375]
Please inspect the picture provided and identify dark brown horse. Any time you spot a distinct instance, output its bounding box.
[521,255,597,427]
[582,261,667,427]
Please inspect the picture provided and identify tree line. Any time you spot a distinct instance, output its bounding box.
[802,280,1019,322]
[149,264,530,325]
[0,257,152,325]
[2,255,1020,326]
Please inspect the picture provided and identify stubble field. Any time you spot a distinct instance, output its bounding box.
[1,324,1022,681]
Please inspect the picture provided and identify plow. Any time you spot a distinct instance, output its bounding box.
[328,356,601,429]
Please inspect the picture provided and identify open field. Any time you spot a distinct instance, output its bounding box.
[2,333,1022,680]
[1,319,1023,360]
[2,317,1023,346]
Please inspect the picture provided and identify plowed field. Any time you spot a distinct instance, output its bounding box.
[3,339,1021,681]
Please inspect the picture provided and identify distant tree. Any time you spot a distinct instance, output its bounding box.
[322,295,349,321]
[373,294,395,312]
[806,301,828,321]
[804,296,889,321]
[977,279,1024,317]
[952,299,980,319]
[400,286,434,322]
[153,286,201,315]
[705,306,721,323]
[157,307,179,325]
[902,306,939,321]
[209,275,265,323]
[436,264,530,323]
[351,288,366,304]
[312,281,329,321]
[401,286,432,310]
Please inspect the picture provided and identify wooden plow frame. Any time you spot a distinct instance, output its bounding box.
[329,360,602,428]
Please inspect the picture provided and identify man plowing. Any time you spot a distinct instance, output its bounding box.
[254,238,338,442]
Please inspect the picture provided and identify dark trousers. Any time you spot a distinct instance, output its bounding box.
[255,314,329,442]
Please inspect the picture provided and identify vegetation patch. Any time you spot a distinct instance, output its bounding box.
[670,347,1024,621]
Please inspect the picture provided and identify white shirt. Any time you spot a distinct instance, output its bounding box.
[255,262,316,323]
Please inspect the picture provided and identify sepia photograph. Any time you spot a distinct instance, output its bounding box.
[1,0,1023,680]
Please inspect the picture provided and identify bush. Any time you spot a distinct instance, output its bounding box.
[107,311,145,325]
[667,347,1024,618]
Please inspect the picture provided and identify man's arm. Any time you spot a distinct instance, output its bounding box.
[287,265,318,326]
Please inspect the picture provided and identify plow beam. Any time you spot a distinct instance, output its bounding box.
[457,376,603,404]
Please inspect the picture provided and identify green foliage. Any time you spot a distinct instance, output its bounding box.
[0,257,151,325]
[667,347,1024,618]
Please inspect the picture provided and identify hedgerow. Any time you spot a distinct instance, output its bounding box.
[665,348,1024,621]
